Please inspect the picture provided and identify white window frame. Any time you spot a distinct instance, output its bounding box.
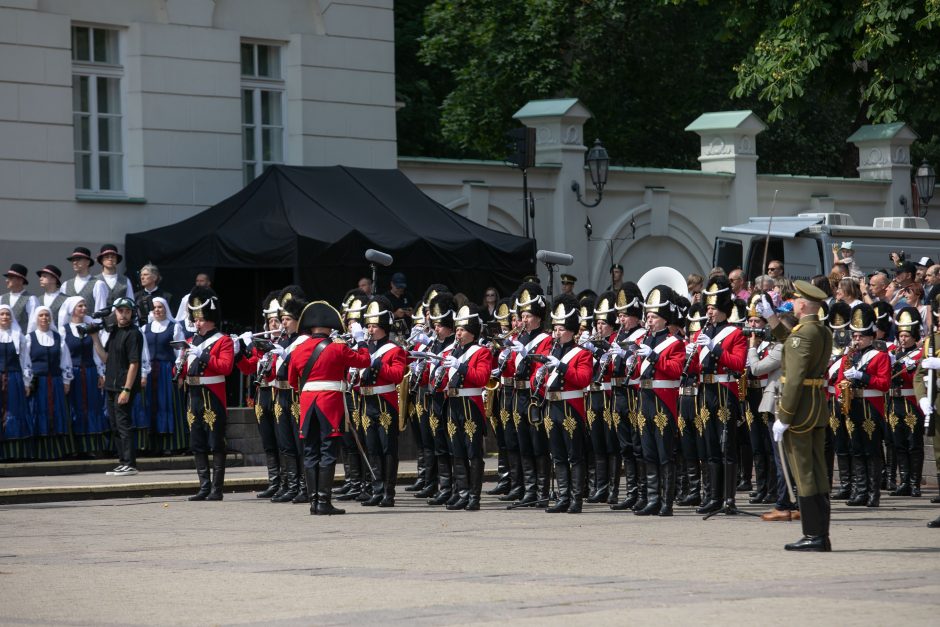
[71,24,127,196]
[240,40,286,185]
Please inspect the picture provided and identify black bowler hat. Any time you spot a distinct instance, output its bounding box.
[4,263,29,285]
[36,264,63,284]
[66,246,95,266]
[97,244,123,264]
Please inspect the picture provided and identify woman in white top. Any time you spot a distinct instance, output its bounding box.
[0,304,31,459]
[25,305,74,459]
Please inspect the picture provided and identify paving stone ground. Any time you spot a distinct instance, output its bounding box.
[1,484,939,625]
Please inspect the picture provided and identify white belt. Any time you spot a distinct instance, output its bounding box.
[859,390,884,398]
[447,387,483,398]
[628,378,640,386]
[587,382,612,392]
[360,384,396,395]
[186,375,225,385]
[639,380,680,389]
[302,381,347,393]
[701,374,734,384]
[545,390,584,401]
[272,380,293,390]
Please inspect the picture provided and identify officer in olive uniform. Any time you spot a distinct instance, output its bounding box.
[913,286,940,528]
[759,280,834,551]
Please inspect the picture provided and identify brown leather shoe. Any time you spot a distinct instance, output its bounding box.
[761,508,792,521]
[791,510,801,520]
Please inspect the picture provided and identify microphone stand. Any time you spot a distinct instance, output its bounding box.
[545,262,556,299]
[370,262,377,290]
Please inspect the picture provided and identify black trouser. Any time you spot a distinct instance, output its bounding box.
[701,383,740,463]
[678,392,701,463]
[848,399,884,456]
[186,386,227,453]
[301,401,341,470]
[829,399,851,456]
[638,391,677,466]
[274,388,297,457]
[254,386,279,454]
[587,390,610,460]
[448,395,486,460]
[514,388,549,457]
[107,389,136,466]
[546,401,586,465]
[889,397,923,454]
[362,395,399,457]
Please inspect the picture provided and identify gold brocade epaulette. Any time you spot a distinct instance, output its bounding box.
[790,324,803,334]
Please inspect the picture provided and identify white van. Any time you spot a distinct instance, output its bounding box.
[715,213,940,281]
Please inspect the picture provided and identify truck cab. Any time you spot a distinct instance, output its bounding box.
[714,213,940,280]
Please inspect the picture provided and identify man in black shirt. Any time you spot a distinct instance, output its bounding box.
[92,297,143,476]
[383,272,414,321]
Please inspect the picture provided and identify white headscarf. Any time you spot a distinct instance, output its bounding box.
[0,303,21,334]
[58,296,93,335]
[27,305,57,336]
[148,296,178,333]
[0,303,23,350]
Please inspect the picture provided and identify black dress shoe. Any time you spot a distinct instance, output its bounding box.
[784,535,832,552]
[361,493,383,506]
[634,501,661,516]
[695,499,721,515]
[927,515,940,528]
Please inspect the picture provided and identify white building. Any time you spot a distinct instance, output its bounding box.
[0,0,930,294]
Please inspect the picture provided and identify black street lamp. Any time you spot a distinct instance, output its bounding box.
[915,160,936,217]
[572,139,609,208]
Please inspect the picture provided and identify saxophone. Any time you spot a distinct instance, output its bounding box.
[837,342,858,415]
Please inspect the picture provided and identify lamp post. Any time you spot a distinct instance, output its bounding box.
[915,160,936,218]
[571,139,609,208]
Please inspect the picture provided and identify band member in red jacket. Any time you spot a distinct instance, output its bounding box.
[687,275,747,515]
[440,304,494,510]
[889,307,925,497]
[836,303,891,507]
[178,287,234,501]
[531,293,593,513]
[634,285,686,516]
[357,296,408,507]
[287,300,371,515]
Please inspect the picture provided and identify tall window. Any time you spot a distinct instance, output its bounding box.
[71,26,124,193]
[241,42,284,184]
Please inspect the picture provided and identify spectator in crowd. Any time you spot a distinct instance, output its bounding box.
[862,271,889,304]
[0,303,30,459]
[835,277,863,307]
[832,242,863,279]
[687,272,704,304]
[707,266,727,281]
[384,272,414,320]
[915,256,934,284]
[482,287,499,316]
[729,268,750,300]
[831,262,849,280]
[134,263,173,322]
[357,277,373,297]
[925,264,940,290]
[453,292,470,309]
[175,272,212,335]
[890,261,917,310]
[810,274,834,305]
[766,260,784,280]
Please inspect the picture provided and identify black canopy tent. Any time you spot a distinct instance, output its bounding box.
[125,165,536,328]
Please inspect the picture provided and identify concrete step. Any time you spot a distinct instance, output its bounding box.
[0,453,243,477]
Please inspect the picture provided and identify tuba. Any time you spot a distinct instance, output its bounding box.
[637,266,690,300]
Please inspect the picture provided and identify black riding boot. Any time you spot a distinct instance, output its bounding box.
[833,454,852,500]
[257,451,281,499]
[428,454,453,505]
[487,448,511,495]
[546,463,571,513]
[292,456,309,504]
[306,466,319,515]
[632,459,648,511]
[611,455,639,510]
[406,448,427,492]
[587,453,609,503]
[679,458,702,506]
[785,494,832,552]
[695,462,723,514]
[499,450,525,501]
[379,455,398,507]
[659,462,676,516]
[749,455,768,504]
[867,454,882,507]
[884,444,896,492]
[892,449,912,496]
[447,458,470,510]
[188,452,212,501]
[467,458,484,510]
[316,463,346,515]
[362,455,385,506]
[910,447,924,497]
[738,441,753,492]
[206,452,226,501]
[338,452,364,501]
[635,463,661,516]
[607,454,621,505]
[272,454,299,502]
[568,462,585,513]
[722,462,738,513]
[535,455,552,507]
[846,455,869,505]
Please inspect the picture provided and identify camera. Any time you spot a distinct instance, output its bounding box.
[76,307,116,338]
[741,327,767,340]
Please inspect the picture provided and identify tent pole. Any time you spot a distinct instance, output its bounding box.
[522,167,529,239]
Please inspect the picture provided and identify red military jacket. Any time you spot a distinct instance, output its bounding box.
[178,332,234,406]
[633,329,686,418]
[429,335,458,392]
[894,344,923,402]
[447,341,495,416]
[235,345,276,384]
[687,322,747,397]
[835,345,891,416]
[361,338,408,411]
[530,341,593,419]
[497,335,517,379]
[288,335,371,435]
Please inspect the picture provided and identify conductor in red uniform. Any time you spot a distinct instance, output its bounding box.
[287,300,371,515]
[179,287,235,501]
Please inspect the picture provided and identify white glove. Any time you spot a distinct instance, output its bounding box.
[772,420,789,442]
[922,356,940,370]
[578,331,591,344]
[271,344,287,358]
[186,344,204,359]
[756,295,775,320]
[351,325,366,343]
[843,367,863,381]
[919,397,933,416]
[490,367,501,378]
[510,340,527,356]
[607,343,626,358]
[582,340,596,351]
[499,348,510,362]
[636,344,652,358]
[685,343,696,356]
[545,355,561,369]
[230,336,242,356]
[696,334,713,350]
[442,355,458,369]
[902,357,917,369]
[889,352,897,366]
[238,331,253,344]
[411,329,431,345]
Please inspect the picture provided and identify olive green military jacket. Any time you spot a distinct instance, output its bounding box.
[772,313,833,432]
[913,331,940,411]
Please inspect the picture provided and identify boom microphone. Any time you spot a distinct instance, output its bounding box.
[365,249,393,267]
[536,250,574,266]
